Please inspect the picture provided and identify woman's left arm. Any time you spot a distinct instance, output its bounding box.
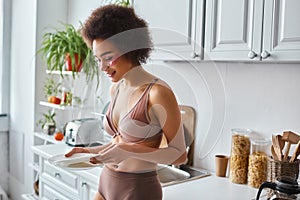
[96,84,188,165]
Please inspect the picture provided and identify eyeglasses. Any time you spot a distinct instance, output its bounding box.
[95,54,119,70]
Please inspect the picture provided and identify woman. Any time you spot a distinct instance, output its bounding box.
[65,5,187,200]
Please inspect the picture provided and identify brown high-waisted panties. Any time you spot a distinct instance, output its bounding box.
[98,166,163,200]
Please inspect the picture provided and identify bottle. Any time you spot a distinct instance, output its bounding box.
[61,86,72,106]
[248,138,270,188]
[229,128,251,184]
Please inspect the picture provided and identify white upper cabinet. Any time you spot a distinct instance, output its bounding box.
[133,0,205,60]
[205,0,300,62]
[263,0,300,61]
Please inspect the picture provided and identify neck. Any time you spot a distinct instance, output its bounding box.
[121,66,155,87]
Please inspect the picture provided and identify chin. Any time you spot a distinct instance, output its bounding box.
[111,77,120,82]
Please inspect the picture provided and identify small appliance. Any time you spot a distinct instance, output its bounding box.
[64,118,107,147]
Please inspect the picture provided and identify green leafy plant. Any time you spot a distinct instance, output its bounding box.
[104,0,131,7]
[38,23,99,83]
[43,76,61,98]
[36,110,56,129]
[114,0,131,7]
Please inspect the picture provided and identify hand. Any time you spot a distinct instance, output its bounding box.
[93,143,128,164]
[64,147,90,157]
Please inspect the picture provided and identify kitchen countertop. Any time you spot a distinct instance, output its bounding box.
[32,143,266,200]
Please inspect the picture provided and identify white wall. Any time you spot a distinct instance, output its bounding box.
[9,0,36,198]
[145,61,300,172]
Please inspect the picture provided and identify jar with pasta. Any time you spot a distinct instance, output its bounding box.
[229,128,251,184]
[247,138,270,188]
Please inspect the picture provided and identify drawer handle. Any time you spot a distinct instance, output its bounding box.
[54,172,61,178]
[82,182,87,187]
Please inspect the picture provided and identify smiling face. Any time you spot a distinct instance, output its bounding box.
[92,38,133,82]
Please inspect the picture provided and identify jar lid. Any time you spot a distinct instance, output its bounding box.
[231,128,252,135]
[250,138,271,145]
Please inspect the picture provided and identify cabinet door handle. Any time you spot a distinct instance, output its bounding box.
[191,52,199,59]
[54,172,61,178]
[81,182,87,187]
[261,51,270,59]
[248,51,257,59]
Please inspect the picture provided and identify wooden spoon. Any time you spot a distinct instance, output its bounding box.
[272,135,282,161]
[271,145,279,161]
[276,135,285,160]
[290,141,300,162]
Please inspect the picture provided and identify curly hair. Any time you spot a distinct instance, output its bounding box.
[81,5,153,64]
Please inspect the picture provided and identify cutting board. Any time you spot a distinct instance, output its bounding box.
[179,105,196,166]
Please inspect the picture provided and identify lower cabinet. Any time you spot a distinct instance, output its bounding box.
[40,178,78,200]
[38,158,98,200]
[79,180,98,200]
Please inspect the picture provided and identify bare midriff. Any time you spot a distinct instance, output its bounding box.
[106,135,161,173]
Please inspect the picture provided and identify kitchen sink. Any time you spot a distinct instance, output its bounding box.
[157,164,210,187]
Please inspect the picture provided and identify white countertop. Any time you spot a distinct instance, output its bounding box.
[32,143,267,200]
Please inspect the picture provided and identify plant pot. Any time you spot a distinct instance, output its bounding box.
[43,123,56,135]
[65,53,83,72]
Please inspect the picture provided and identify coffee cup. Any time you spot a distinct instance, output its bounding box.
[215,155,229,177]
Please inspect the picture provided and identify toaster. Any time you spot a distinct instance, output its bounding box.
[64,118,108,147]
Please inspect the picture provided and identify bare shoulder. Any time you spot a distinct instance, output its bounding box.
[148,80,181,130]
[149,80,178,108]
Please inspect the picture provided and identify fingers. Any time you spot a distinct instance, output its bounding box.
[64,147,89,157]
[89,157,103,164]
[88,143,126,164]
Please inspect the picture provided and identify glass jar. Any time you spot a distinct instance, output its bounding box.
[229,128,251,184]
[248,138,270,188]
[61,87,72,105]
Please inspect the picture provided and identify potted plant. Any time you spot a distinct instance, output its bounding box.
[113,0,131,6]
[105,0,131,6]
[43,76,62,104]
[38,23,98,82]
[36,109,56,135]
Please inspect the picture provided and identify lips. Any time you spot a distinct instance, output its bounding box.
[106,71,116,78]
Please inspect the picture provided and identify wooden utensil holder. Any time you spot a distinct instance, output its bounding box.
[266,156,299,197]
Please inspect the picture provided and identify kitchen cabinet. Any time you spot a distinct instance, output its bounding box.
[79,179,98,200]
[39,158,80,200]
[133,0,205,60]
[30,143,264,200]
[205,0,300,61]
[31,144,100,200]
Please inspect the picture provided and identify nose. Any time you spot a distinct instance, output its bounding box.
[99,63,109,71]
